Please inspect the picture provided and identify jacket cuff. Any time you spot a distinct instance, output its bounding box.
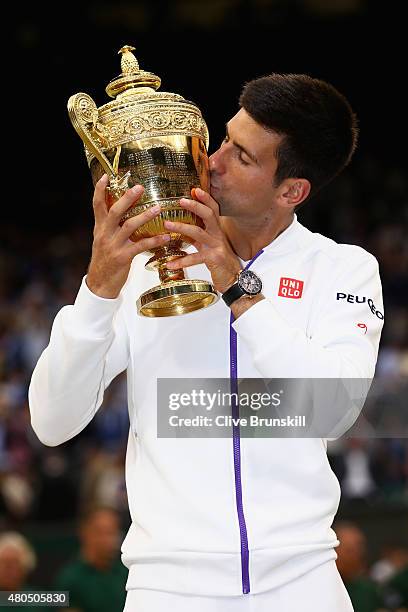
[71,276,123,338]
[231,298,284,343]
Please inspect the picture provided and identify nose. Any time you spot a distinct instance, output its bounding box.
[209,146,224,175]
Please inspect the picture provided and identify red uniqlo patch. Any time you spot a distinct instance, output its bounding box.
[278,277,304,299]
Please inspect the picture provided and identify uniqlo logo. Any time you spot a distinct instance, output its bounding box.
[278,277,304,299]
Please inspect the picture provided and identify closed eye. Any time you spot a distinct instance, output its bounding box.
[222,134,250,165]
[237,150,250,165]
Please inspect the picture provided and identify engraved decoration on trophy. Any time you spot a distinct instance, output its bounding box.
[68,45,218,316]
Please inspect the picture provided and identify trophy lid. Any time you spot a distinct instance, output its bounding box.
[68,44,209,177]
[105,45,161,98]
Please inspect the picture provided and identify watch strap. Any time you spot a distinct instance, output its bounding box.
[222,282,245,307]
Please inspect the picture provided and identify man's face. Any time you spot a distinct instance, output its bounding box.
[0,546,27,589]
[81,510,120,563]
[209,108,283,219]
[335,527,367,579]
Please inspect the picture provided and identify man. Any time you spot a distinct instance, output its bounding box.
[29,74,384,611]
[384,563,408,611]
[0,531,46,611]
[54,507,127,612]
[335,522,386,612]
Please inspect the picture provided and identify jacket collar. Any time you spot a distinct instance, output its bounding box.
[185,214,308,268]
[238,214,306,267]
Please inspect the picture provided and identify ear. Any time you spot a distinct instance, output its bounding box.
[276,178,311,208]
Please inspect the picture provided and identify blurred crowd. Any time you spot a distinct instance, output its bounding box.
[0,154,407,610]
[0,507,127,611]
[0,517,407,612]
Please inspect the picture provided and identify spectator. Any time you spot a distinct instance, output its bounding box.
[54,507,127,612]
[383,562,408,611]
[335,521,386,612]
[371,545,408,585]
[0,531,46,611]
[341,439,378,500]
[0,531,36,590]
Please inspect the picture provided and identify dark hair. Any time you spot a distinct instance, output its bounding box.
[79,505,119,526]
[239,74,359,200]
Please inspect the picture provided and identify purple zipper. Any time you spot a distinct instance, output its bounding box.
[230,249,264,595]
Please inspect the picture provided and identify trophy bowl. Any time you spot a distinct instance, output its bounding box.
[68,45,219,317]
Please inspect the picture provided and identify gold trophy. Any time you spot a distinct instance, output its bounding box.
[68,45,218,317]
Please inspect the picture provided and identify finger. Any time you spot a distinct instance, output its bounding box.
[92,174,110,224]
[163,220,217,246]
[179,198,221,235]
[106,184,145,232]
[125,233,171,257]
[166,252,204,270]
[116,204,162,244]
[194,187,220,216]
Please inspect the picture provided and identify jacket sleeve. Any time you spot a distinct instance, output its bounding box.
[232,251,384,438]
[28,276,130,447]
[232,250,384,379]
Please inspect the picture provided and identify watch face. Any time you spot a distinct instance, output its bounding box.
[238,270,262,295]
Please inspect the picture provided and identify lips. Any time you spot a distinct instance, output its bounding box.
[210,173,219,190]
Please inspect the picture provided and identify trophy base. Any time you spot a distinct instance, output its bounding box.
[137,279,219,317]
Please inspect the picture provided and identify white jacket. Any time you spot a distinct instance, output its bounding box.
[29,215,384,596]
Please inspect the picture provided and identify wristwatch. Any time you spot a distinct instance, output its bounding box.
[222,269,263,307]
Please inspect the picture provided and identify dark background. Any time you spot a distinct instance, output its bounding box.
[10,0,405,230]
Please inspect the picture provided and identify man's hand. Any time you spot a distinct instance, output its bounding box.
[164,188,242,294]
[87,174,171,299]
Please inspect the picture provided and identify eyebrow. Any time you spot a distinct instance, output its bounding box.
[225,123,259,164]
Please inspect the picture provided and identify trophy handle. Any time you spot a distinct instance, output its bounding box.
[67,92,116,178]
[68,92,132,198]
